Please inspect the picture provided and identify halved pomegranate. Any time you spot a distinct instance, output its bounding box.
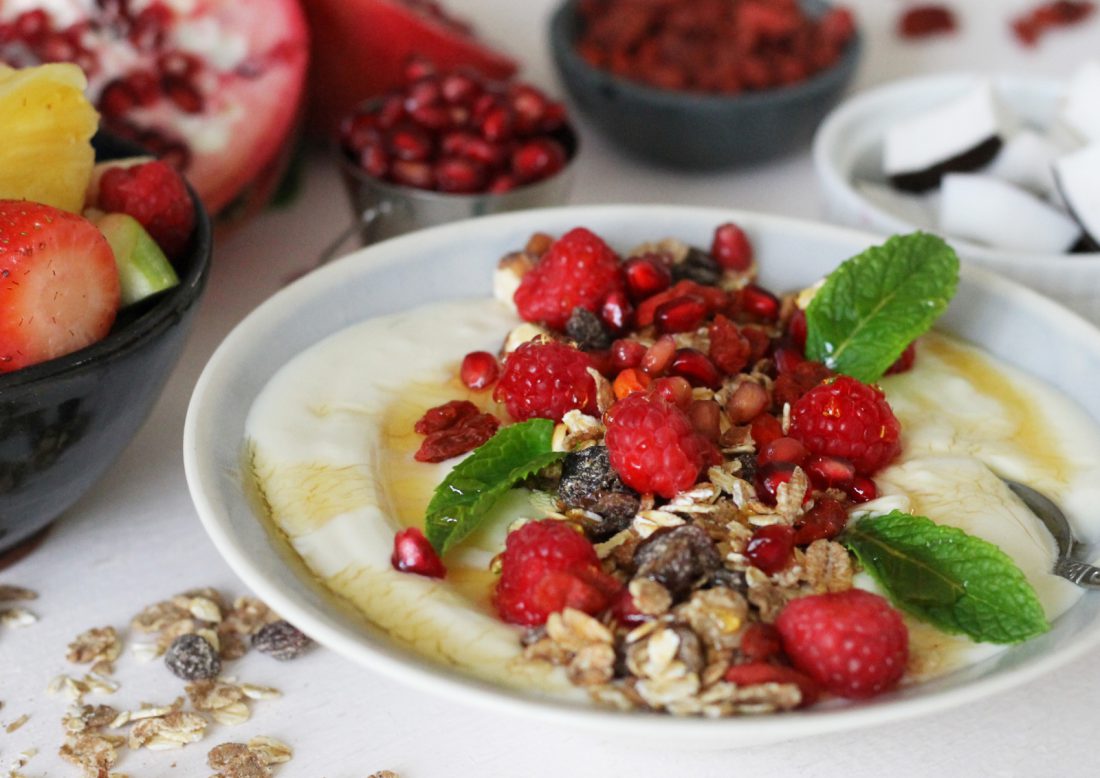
[0,0,310,218]
[301,0,518,135]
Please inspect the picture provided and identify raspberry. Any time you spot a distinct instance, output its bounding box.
[513,227,624,330]
[494,339,597,422]
[494,520,620,626]
[776,590,909,699]
[604,393,720,498]
[788,376,902,475]
[97,160,196,260]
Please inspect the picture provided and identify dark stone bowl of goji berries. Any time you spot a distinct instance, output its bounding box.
[0,132,212,554]
[549,0,862,169]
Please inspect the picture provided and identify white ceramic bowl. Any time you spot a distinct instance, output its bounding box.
[184,205,1100,748]
[813,73,1100,323]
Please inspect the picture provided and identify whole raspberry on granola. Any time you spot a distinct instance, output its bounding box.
[788,376,901,475]
[604,393,721,499]
[495,519,621,626]
[494,339,598,422]
[97,160,196,261]
[776,589,908,699]
[513,227,625,330]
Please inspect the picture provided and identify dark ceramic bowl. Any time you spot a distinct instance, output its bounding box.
[548,0,862,169]
[0,133,212,553]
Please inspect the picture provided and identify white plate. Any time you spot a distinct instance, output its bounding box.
[184,205,1100,747]
[812,73,1100,323]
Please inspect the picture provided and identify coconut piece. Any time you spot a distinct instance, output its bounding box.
[1061,61,1100,144]
[939,173,1081,253]
[885,81,1010,192]
[983,129,1061,198]
[855,180,939,230]
[1055,143,1100,250]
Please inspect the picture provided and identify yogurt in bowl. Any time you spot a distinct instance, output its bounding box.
[184,206,1100,746]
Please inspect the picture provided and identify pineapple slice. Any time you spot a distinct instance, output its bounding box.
[0,63,99,213]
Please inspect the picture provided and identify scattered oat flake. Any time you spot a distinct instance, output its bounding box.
[59,733,124,776]
[208,742,271,778]
[129,710,208,750]
[368,772,400,778]
[247,736,292,765]
[67,626,122,665]
[63,704,120,734]
[5,747,37,778]
[4,713,29,733]
[0,585,37,602]
[0,607,37,627]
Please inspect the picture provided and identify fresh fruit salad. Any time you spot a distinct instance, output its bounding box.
[245,222,1100,713]
[0,63,192,374]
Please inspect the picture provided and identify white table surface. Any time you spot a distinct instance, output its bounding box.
[3,1,1099,775]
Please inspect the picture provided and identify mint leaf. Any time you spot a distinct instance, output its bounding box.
[842,512,1049,644]
[424,419,565,554]
[805,232,959,383]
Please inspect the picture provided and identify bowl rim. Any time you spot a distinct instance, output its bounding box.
[812,70,1100,266]
[184,203,1100,743]
[548,0,863,109]
[0,145,213,390]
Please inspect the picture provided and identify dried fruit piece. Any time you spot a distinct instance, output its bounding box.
[251,620,313,660]
[633,525,723,600]
[164,633,221,680]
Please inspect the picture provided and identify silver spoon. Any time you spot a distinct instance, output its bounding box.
[1004,479,1100,587]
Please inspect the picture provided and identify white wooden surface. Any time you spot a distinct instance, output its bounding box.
[3,1,1099,775]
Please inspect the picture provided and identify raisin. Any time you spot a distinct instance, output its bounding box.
[587,491,640,539]
[670,247,722,286]
[414,400,480,434]
[558,446,639,540]
[164,634,221,680]
[566,306,613,351]
[251,620,313,660]
[633,524,723,600]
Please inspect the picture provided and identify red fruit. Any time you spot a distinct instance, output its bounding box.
[746,524,795,574]
[738,284,781,322]
[635,279,726,327]
[301,0,517,135]
[611,587,648,625]
[623,254,672,301]
[776,590,909,699]
[94,161,196,261]
[390,159,436,189]
[600,290,634,334]
[495,520,620,626]
[494,340,597,422]
[804,454,856,490]
[669,348,721,389]
[654,295,708,334]
[414,399,480,434]
[788,308,808,351]
[758,437,808,467]
[789,377,902,476]
[687,398,722,442]
[604,393,721,498]
[749,413,783,449]
[773,346,804,376]
[724,662,821,707]
[391,527,446,578]
[513,227,625,331]
[435,156,487,193]
[641,335,677,376]
[0,202,120,373]
[388,125,434,161]
[897,5,958,38]
[793,496,849,545]
[460,350,499,389]
[846,476,878,503]
[511,138,567,183]
[414,406,499,462]
[0,1,309,217]
[726,381,769,424]
[708,315,751,376]
[711,222,753,271]
[739,623,782,662]
[772,359,834,409]
[754,461,806,506]
[648,376,693,408]
[610,338,647,371]
[886,342,917,375]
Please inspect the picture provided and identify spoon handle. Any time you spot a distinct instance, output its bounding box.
[1055,558,1100,588]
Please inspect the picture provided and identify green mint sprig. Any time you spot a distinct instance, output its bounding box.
[424,419,565,554]
[842,512,1049,644]
[805,232,959,383]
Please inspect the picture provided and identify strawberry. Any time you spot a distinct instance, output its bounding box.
[0,201,120,373]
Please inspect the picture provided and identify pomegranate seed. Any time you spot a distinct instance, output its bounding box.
[669,348,721,389]
[405,77,442,111]
[462,137,505,167]
[726,381,769,424]
[886,342,917,374]
[793,496,849,545]
[40,33,76,61]
[403,56,436,83]
[649,376,694,408]
[774,346,804,375]
[712,222,753,271]
[739,284,780,322]
[654,295,708,334]
[391,528,446,579]
[480,106,514,142]
[460,351,499,390]
[758,436,808,467]
[804,455,855,490]
[588,349,614,377]
[509,83,549,133]
[409,104,451,131]
[442,71,482,105]
[389,159,435,189]
[540,101,568,132]
[163,75,203,114]
[376,95,406,129]
[688,399,722,442]
[746,524,795,574]
[750,414,784,449]
[359,141,390,178]
[600,291,634,334]
[623,254,673,301]
[612,588,648,625]
[158,51,200,79]
[613,367,651,399]
[846,476,878,503]
[388,126,433,162]
[129,5,171,50]
[14,10,49,42]
[489,174,518,193]
[98,79,138,118]
[740,623,782,661]
[436,156,487,193]
[511,138,567,182]
[611,338,647,370]
[788,308,808,351]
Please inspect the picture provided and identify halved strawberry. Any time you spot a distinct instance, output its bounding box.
[0,201,120,373]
